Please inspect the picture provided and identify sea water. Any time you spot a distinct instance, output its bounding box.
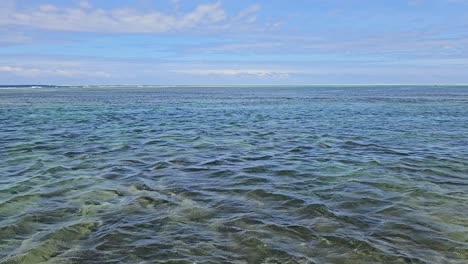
[0,86,467,263]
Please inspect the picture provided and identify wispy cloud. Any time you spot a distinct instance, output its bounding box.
[176,69,293,77]
[235,4,261,23]
[216,42,282,51]
[0,31,32,45]
[0,65,111,78]
[0,1,229,33]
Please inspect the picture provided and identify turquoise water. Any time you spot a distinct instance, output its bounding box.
[0,86,467,263]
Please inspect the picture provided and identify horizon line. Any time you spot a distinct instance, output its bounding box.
[2,84,468,88]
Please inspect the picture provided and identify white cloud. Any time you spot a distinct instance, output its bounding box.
[0,31,32,45]
[39,4,58,12]
[408,0,424,6]
[236,4,261,21]
[0,65,111,78]
[204,42,283,52]
[0,1,228,33]
[176,69,293,77]
[79,1,92,9]
[169,0,181,10]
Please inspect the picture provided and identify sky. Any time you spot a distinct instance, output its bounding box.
[0,0,467,85]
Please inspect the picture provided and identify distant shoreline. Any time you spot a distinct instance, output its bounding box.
[2,84,468,89]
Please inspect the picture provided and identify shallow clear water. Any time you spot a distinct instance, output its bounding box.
[1,86,467,263]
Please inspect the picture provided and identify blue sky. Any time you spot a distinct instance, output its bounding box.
[0,0,467,85]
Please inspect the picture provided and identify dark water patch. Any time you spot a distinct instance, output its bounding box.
[201,159,227,166]
[246,189,302,205]
[206,169,237,178]
[275,169,299,177]
[135,195,171,209]
[182,166,211,172]
[244,154,273,161]
[44,165,71,174]
[63,151,85,157]
[296,203,337,219]
[242,165,272,174]
[143,139,166,145]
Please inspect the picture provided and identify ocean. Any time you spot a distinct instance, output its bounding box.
[1,86,467,263]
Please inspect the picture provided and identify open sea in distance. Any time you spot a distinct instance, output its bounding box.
[0,85,467,263]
